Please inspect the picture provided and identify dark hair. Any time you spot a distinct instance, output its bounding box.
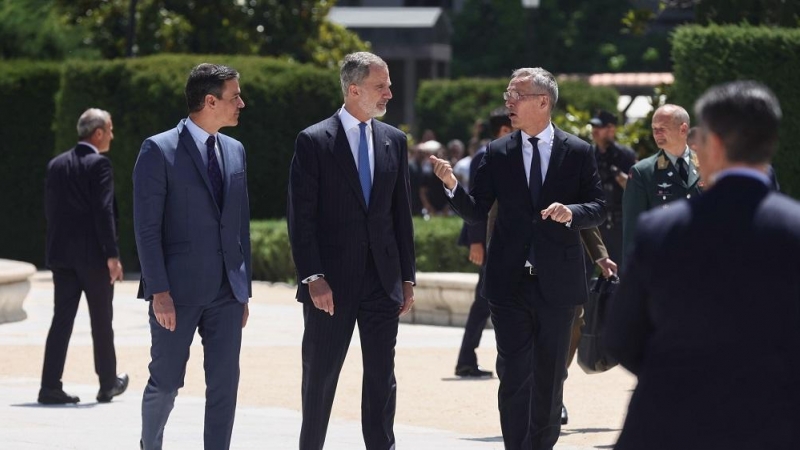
[185,63,239,113]
[694,80,781,164]
[488,106,511,138]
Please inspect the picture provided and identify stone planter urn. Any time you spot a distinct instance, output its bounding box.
[0,259,36,324]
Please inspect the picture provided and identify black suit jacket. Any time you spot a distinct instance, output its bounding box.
[45,144,118,268]
[449,127,605,305]
[607,175,800,449]
[288,112,416,305]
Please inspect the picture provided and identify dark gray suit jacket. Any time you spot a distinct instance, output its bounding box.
[607,175,800,449]
[450,127,605,305]
[133,120,252,306]
[287,112,416,305]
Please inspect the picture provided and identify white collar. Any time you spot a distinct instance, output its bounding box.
[338,106,371,131]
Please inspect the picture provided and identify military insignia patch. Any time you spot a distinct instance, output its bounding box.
[657,155,669,170]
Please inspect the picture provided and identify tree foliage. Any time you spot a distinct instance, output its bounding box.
[452,0,671,76]
[2,0,368,67]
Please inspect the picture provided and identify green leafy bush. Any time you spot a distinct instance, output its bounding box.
[671,25,800,197]
[250,216,476,283]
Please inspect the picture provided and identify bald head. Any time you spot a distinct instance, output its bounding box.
[651,104,690,156]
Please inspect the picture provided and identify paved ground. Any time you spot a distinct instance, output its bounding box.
[0,272,637,449]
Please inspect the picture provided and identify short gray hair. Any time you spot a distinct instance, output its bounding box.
[654,104,690,127]
[511,68,559,111]
[77,108,111,140]
[340,52,388,98]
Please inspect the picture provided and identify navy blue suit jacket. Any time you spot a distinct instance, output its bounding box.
[449,127,605,305]
[133,120,252,306]
[607,175,800,449]
[45,144,119,269]
[287,112,416,305]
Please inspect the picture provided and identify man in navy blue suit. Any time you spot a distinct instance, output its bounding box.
[134,63,251,450]
[430,67,605,450]
[607,80,800,449]
[288,52,416,450]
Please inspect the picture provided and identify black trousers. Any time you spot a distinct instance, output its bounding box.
[42,265,117,391]
[491,276,576,450]
[457,265,490,368]
[300,254,400,450]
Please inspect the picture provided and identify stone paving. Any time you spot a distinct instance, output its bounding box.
[0,272,637,449]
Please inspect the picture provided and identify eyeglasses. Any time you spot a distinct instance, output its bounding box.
[503,91,547,102]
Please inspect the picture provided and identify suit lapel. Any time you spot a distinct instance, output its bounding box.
[541,127,566,196]
[328,116,368,212]
[178,120,220,214]
[507,131,533,210]
[370,121,390,212]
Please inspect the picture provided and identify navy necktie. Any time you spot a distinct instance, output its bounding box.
[206,135,223,208]
[528,137,542,266]
[528,137,542,208]
[676,157,689,184]
[357,122,372,206]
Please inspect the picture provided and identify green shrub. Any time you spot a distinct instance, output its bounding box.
[0,61,61,266]
[249,216,476,283]
[671,25,800,197]
[415,77,619,143]
[50,54,341,268]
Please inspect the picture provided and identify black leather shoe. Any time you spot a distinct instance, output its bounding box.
[97,373,129,403]
[561,405,569,425]
[455,365,493,378]
[38,388,80,405]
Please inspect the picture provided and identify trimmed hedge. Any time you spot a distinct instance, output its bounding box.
[50,54,341,268]
[671,25,800,197]
[250,216,476,283]
[415,77,619,143]
[0,61,62,266]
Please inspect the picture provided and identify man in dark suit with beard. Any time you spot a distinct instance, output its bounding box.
[430,67,605,450]
[288,51,416,450]
[607,80,800,450]
[40,108,128,405]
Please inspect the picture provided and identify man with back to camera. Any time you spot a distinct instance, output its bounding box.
[287,51,415,450]
[430,67,605,450]
[40,107,128,405]
[607,80,800,450]
[133,63,251,450]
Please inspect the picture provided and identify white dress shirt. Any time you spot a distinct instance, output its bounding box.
[338,106,374,182]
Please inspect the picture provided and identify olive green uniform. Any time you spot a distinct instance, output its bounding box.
[622,148,702,262]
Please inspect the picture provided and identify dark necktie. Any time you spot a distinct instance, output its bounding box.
[676,157,689,184]
[357,122,372,206]
[206,135,224,208]
[528,137,542,266]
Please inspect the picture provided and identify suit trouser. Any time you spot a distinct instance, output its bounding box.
[300,254,399,450]
[140,281,243,450]
[456,265,490,368]
[491,275,576,450]
[42,266,117,391]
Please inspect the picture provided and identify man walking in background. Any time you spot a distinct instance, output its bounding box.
[134,63,251,450]
[621,104,702,261]
[40,108,128,405]
[288,51,416,450]
[588,110,636,266]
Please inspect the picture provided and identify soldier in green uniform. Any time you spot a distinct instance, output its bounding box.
[622,104,703,262]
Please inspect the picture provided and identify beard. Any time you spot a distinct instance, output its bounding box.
[358,97,387,119]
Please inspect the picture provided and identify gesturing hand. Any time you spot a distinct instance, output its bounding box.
[428,155,458,190]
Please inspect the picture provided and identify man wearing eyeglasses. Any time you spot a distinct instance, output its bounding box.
[430,68,605,450]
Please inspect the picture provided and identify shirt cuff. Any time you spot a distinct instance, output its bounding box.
[302,274,324,284]
[444,181,458,198]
